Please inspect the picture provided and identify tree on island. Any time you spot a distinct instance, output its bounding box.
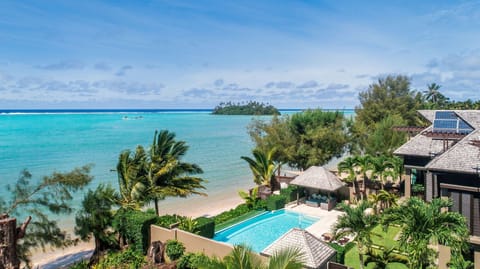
[248,109,348,170]
[0,166,93,269]
[115,130,207,215]
[213,101,280,115]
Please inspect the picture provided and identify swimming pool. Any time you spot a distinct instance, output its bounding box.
[214,209,319,253]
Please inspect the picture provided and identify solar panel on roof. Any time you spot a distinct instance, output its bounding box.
[432,111,474,134]
[435,111,457,119]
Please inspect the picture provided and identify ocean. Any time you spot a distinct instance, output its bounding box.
[0,109,354,221]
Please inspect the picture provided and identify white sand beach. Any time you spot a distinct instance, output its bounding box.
[33,190,246,268]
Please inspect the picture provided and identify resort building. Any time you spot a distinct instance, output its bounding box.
[394,110,480,241]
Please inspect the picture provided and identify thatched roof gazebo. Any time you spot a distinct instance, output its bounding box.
[290,166,345,209]
[261,228,336,269]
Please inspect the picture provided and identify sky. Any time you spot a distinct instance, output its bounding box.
[1,0,480,109]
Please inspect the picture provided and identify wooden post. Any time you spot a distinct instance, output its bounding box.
[475,251,480,269]
[0,215,31,269]
[404,169,411,198]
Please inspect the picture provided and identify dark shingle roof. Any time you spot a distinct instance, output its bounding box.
[290,166,344,192]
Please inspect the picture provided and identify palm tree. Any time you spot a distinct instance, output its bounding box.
[338,156,360,200]
[241,148,279,188]
[147,130,207,215]
[424,83,441,103]
[199,245,305,269]
[382,197,469,269]
[116,146,148,209]
[332,201,378,269]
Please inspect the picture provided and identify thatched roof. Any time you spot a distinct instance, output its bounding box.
[290,166,344,192]
[261,228,336,269]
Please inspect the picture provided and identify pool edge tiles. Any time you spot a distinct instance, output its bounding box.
[213,209,320,253]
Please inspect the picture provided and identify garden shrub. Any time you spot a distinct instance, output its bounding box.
[329,242,356,263]
[266,195,286,210]
[177,252,211,269]
[94,247,147,269]
[69,261,89,269]
[166,240,186,261]
[280,185,299,203]
[156,214,187,228]
[113,209,160,253]
[194,216,215,238]
[213,203,252,225]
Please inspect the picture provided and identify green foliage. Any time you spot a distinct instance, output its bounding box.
[0,166,93,264]
[177,252,211,269]
[411,184,424,194]
[213,203,253,225]
[266,195,286,210]
[75,184,119,260]
[329,242,355,264]
[194,217,215,238]
[279,185,300,203]
[238,187,261,209]
[248,109,348,170]
[156,214,187,228]
[179,217,199,233]
[116,146,148,210]
[382,197,469,269]
[69,260,89,269]
[352,75,422,154]
[165,240,186,261]
[112,209,160,253]
[94,247,147,269]
[212,101,280,115]
[241,149,279,187]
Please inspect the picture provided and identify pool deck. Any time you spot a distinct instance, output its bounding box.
[285,203,344,239]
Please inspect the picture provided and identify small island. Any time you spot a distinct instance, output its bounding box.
[212,101,280,115]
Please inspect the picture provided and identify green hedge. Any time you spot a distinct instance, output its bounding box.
[280,185,301,203]
[329,242,355,263]
[194,217,215,238]
[214,203,252,225]
[113,209,160,253]
[266,195,286,210]
[156,214,187,228]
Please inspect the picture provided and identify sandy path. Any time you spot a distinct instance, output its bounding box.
[33,188,247,268]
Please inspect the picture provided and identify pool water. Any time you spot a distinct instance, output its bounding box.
[214,209,319,253]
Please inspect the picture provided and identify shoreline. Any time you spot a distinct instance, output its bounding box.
[33,188,247,268]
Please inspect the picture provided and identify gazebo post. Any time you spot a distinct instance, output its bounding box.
[296,190,299,205]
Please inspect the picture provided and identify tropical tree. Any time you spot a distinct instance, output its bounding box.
[241,148,279,188]
[199,244,305,269]
[0,166,92,268]
[382,197,469,269]
[75,184,120,265]
[332,201,378,269]
[368,190,398,213]
[248,109,348,170]
[338,156,360,201]
[370,155,402,190]
[146,130,207,215]
[423,83,449,108]
[238,187,260,209]
[116,146,148,209]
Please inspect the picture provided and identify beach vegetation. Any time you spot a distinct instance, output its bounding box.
[75,184,120,265]
[0,165,92,267]
[238,187,261,209]
[212,101,280,115]
[165,239,186,261]
[116,146,148,210]
[248,109,348,170]
[145,130,207,215]
[241,148,279,188]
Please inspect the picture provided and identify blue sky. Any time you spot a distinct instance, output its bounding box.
[1,0,480,109]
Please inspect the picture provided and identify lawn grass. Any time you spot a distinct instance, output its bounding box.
[214,210,265,232]
[344,224,407,269]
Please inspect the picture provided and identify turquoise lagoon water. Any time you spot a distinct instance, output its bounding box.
[0,109,354,220]
[214,209,319,253]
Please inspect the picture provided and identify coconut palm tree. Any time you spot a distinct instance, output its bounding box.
[116,146,148,209]
[241,148,279,188]
[199,245,305,269]
[333,201,378,269]
[147,130,207,215]
[338,156,360,200]
[423,83,442,104]
[382,197,469,269]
